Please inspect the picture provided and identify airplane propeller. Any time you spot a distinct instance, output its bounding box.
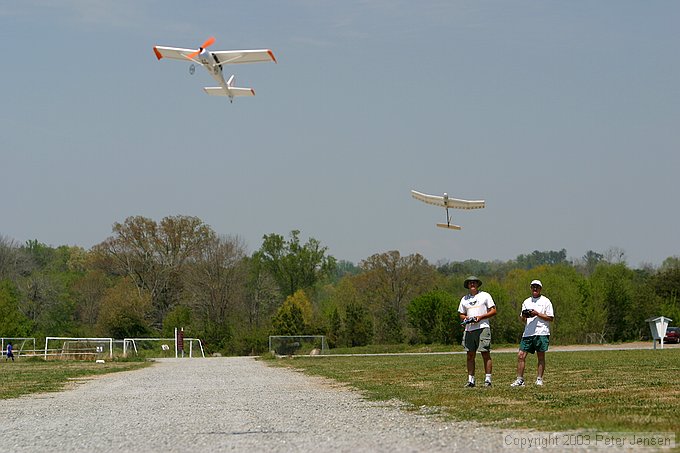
[186,36,215,59]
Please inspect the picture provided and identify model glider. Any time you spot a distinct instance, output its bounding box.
[411,190,485,230]
[153,37,276,102]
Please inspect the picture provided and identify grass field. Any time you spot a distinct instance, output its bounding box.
[272,348,680,435]
[3,349,677,438]
[0,358,150,399]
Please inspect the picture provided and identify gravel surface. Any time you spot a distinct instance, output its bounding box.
[0,357,647,452]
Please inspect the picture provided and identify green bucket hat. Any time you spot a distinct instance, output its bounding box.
[464,276,482,289]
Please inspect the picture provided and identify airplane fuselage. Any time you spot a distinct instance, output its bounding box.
[197,50,228,87]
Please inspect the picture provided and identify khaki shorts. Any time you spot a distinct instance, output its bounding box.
[519,335,550,353]
[462,327,491,352]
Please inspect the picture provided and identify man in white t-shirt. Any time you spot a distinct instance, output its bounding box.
[511,279,555,387]
[458,276,497,388]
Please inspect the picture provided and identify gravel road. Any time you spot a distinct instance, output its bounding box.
[0,357,648,452]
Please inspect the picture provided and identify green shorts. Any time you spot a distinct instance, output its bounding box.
[519,335,550,353]
[462,327,491,352]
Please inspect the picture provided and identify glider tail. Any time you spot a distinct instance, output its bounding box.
[436,223,462,230]
[203,86,255,98]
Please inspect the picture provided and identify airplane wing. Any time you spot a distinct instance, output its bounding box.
[411,190,485,210]
[211,49,277,65]
[153,46,197,61]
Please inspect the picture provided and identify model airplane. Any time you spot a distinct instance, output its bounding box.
[153,37,276,102]
[411,190,485,230]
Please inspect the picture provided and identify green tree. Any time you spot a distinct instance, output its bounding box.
[162,305,193,337]
[407,290,458,344]
[271,303,305,336]
[72,270,110,330]
[438,259,514,281]
[289,290,314,326]
[660,256,680,272]
[344,302,373,347]
[11,242,86,336]
[590,263,637,342]
[438,259,493,277]
[578,250,604,276]
[23,239,55,269]
[17,273,61,329]
[334,260,361,280]
[0,236,32,282]
[94,215,216,327]
[516,249,568,269]
[253,230,337,298]
[650,263,680,325]
[244,255,280,330]
[97,279,152,338]
[0,280,32,336]
[271,291,311,335]
[355,251,437,343]
[320,277,359,347]
[183,235,249,352]
[326,306,344,348]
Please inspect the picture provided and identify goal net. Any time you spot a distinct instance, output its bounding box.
[44,337,113,360]
[123,337,205,358]
[269,335,328,356]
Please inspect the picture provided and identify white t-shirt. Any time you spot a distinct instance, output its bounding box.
[458,291,495,332]
[521,295,554,336]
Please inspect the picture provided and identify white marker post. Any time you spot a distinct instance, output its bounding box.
[646,316,673,350]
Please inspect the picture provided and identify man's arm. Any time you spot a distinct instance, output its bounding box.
[536,311,554,322]
[479,306,497,321]
[523,309,554,322]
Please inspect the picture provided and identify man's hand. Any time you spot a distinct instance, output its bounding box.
[461,316,478,325]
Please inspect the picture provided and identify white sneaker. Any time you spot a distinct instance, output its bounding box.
[510,378,525,387]
[535,378,543,386]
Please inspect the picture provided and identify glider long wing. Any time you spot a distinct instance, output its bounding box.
[411,190,485,210]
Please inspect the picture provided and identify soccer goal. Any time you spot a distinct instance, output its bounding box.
[123,337,205,358]
[269,335,328,356]
[44,337,113,360]
[1,337,37,358]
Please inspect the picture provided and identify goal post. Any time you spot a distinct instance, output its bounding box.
[122,337,205,358]
[268,335,328,356]
[1,337,37,358]
[44,337,113,360]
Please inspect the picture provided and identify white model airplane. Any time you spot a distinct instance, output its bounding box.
[153,37,276,102]
[411,190,485,230]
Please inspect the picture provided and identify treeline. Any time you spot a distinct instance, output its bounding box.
[1,215,679,354]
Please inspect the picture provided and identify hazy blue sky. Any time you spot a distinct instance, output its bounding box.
[1,1,678,268]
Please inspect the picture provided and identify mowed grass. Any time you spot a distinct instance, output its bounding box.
[272,349,680,434]
[0,358,150,399]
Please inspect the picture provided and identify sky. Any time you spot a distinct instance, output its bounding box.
[1,1,679,268]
